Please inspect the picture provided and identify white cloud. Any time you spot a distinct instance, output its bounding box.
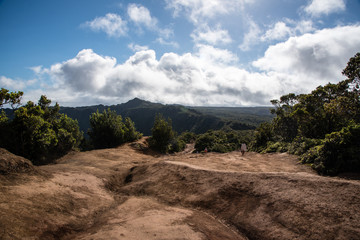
[239,19,261,51]
[28,65,44,75]
[191,24,232,45]
[195,44,238,65]
[128,43,149,52]
[304,0,346,17]
[41,48,274,106]
[261,20,315,42]
[253,25,360,87]
[261,22,292,41]
[127,3,174,41]
[83,13,128,37]
[165,0,253,24]
[128,3,157,29]
[0,76,38,91]
[48,49,117,92]
[39,24,359,107]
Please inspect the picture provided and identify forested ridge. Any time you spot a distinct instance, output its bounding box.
[58,98,268,136]
[251,52,360,175]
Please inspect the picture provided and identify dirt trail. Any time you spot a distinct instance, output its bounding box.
[1,140,360,240]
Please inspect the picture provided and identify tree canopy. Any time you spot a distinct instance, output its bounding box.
[0,95,83,165]
[88,108,142,149]
[252,52,360,175]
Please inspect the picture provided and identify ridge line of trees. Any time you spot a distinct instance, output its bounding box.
[250,52,360,175]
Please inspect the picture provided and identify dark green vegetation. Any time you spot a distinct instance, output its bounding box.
[0,95,83,165]
[148,114,178,153]
[252,53,360,175]
[59,98,269,136]
[1,89,264,163]
[88,109,142,149]
[195,130,254,153]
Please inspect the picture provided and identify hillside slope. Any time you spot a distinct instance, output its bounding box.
[0,141,359,240]
[59,98,269,135]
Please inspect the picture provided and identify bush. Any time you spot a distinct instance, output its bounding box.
[194,130,253,153]
[301,123,360,175]
[178,131,196,143]
[88,109,141,149]
[262,141,288,153]
[149,114,175,153]
[170,138,186,153]
[0,96,83,165]
[250,122,273,152]
[288,137,322,156]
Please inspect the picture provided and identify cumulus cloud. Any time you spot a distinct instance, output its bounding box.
[304,0,346,17]
[41,47,276,106]
[39,24,360,107]
[261,20,315,41]
[195,44,238,65]
[48,49,117,92]
[83,13,128,37]
[253,25,360,87]
[191,24,232,45]
[165,0,253,24]
[127,3,157,29]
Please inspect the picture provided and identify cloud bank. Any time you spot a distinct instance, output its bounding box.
[30,24,359,107]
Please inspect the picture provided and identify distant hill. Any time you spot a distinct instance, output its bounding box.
[59,98,273,136]
[3,98,273,136]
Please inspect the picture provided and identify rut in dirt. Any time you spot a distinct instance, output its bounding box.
[107,161,360,240]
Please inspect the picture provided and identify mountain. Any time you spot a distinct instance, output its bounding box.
[59,98,273,136]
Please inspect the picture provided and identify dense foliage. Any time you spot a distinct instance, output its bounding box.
[59,98,264,137]
[88,108,142,149]
[0,95,83,165]
[148,114,177,153]
[251,53,360,175]
[195,129,253,153]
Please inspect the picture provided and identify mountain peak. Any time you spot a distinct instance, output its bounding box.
[123,98,162,109]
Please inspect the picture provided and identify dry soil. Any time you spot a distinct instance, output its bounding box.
[0,138,359,240]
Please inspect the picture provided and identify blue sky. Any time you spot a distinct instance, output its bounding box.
[1,0,360,107]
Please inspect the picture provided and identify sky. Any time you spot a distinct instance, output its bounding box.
[1,0,360,107]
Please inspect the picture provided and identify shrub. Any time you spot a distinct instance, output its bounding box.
[263,141,288,153]
[149,114,175,153]
[250,122,273,152]
[0,96,83,165]
[301,123,360,175]
[178,131,196,143]
[88,109,141,149]
[288,137,322,155]
[194,130,253,153]
[170,138,186,153]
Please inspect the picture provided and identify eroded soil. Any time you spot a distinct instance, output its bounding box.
[1,139,359,240]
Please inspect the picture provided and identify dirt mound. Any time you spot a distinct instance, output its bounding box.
[109,161,360,240]
[0,148,35,175]
[1,141,360,240]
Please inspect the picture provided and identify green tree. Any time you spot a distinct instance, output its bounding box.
[253,52,360,175]
[149,114,175,153]
[1,95,83,165]
[88,109,141,149]
[301,123,360,175]
[124,117,142,142]
[0,88,23,109]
